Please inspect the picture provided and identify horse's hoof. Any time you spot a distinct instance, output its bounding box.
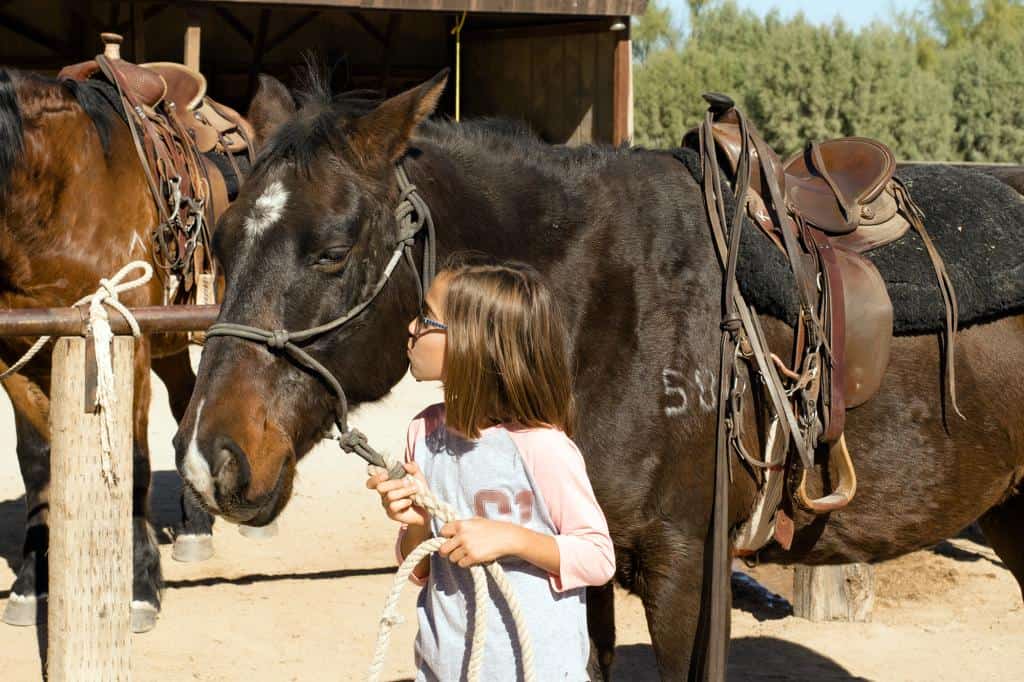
[130,601,159,633]
[238,520,278,539]
[2,592,44,627]
[172,533,214,562]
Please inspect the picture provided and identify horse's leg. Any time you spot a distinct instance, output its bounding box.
[978,489,1024,601]
[638,523,710,681]
[130,339,163,633]
[586,582,617,680]
[2,382,51,627]
[151,349,215,562]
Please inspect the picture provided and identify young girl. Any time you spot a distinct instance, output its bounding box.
[367,259,615,681]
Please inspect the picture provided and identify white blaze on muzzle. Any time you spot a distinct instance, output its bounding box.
[182,400,220,512]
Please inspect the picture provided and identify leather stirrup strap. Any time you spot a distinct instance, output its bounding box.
[749,133,828,350]
[96,54,171,226]
[796,434,858,512]
[803,228,847,443]
[892,178,963,419]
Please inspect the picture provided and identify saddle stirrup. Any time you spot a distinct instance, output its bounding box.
[795,434,857,513]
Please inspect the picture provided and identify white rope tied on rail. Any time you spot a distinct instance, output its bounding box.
[0,261,153,485]
[366,465,536,682]
[83,262,152,485]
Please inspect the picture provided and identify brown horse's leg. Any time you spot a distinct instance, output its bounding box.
[586,582,617,680]
[151,348,195,423]
[129,338,163,633]
[151,348,216,562]
[2,387,51,627]
[978,489,1024,601]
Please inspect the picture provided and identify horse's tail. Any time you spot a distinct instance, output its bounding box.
[0,69,23,193]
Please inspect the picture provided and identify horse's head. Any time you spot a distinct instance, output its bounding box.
[174,71,448,525]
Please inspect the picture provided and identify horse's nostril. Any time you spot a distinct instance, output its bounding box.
[211,447,233,479]
[211,440,251,495]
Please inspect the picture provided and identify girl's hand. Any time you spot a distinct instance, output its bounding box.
[365,462,430,527]
[438,519,525,568]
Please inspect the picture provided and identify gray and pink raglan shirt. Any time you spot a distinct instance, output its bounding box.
[398,403,615,681]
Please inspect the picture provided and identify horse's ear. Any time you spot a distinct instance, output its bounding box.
[347,69,449,170]
[247,74,297,149]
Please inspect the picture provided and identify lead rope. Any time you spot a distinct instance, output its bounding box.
[365,458,536,682]
[0,261,153,485]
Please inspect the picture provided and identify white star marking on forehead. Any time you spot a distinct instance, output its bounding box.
[244,180,289,237]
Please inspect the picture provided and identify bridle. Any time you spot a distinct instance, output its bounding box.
[205,163,436,479]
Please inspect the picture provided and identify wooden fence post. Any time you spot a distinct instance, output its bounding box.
[48,336,134,681]
[793,563,874,622]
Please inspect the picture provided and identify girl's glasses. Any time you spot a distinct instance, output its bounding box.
[418,315,447,332]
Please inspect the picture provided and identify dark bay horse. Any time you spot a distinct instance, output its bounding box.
[0,69,280,632]
[174,71,1024,678]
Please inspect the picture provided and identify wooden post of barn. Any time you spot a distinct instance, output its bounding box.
[611,19,631,146]
[184,15,202,72]
[793,563,874,622]
[47,336,134,681]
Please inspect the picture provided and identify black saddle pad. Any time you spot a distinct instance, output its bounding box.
[674,148,1024,334]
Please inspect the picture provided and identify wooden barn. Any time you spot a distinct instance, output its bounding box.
[0,0,646,145]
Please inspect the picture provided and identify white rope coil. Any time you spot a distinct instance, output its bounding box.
[366,466,535,682]
[0,261,153,485]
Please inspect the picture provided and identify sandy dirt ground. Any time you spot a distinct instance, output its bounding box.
[0,363,1021,681]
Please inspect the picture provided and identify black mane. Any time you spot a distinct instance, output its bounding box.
[253,66,630,181]
[0,69,121,193]
[57,75,121,153]
[0,70,22,193]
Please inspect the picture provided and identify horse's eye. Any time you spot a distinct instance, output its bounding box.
[316,247,349,267]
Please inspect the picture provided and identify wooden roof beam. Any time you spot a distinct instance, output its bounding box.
[215,6,255,45]
[114,3,169,35]
[0,10,73,54]
[266,10,321,52]
[348,11,386,45]
[193,0,647,18]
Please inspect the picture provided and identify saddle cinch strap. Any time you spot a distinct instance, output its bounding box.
[58,32,255,306]
[689,93,960,517]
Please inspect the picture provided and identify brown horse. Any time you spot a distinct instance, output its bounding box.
[0,68,277,633]
[174,71,1024,679]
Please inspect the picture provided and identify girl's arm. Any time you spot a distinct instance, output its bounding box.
[399,519,433,581]
[510,430,616,591]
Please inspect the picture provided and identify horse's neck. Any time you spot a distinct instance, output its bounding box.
[405,138,584,267]
[2,84,158,303]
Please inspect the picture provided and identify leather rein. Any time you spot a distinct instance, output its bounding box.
[205,164,436,480]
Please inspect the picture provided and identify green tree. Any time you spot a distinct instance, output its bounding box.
[634,1,958,159]
[633,0,681,62]
[930,0,978,46]
[944,39,1024,161]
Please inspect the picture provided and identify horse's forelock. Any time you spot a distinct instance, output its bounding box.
[251,63,382,177]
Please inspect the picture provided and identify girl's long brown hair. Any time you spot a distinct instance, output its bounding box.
[441,260,576,439]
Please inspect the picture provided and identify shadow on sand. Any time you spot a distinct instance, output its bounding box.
[614,637,867,681]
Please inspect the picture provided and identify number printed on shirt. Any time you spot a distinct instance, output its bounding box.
[474,489,534,524]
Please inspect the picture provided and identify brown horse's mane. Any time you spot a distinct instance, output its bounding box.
[0,69,121,193]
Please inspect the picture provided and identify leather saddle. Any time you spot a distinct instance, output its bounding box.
[685,93,958,514]
[58,33,254,306]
